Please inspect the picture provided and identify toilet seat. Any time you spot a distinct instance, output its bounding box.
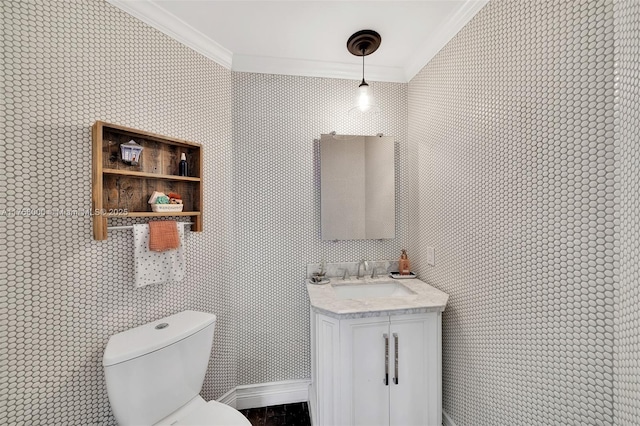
[155,397,251,426]
[178,400,251,426]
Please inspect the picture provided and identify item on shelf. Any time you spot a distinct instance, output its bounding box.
[168,192,183,204]
[311,271,326,283]
[179,153,188,176]
[148,191,184,212]
[150,204,184,213]
[147,191,164,204]
[399,249,411,275]
[309,276,330,285]
[120,140,144,166]
[389,271,416,279]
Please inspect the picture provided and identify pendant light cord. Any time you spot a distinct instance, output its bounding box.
[360,47,367,86]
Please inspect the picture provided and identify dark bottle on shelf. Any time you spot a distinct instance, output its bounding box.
[179,153,188,176]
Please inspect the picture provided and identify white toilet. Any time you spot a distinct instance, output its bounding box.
[103,310,250,426]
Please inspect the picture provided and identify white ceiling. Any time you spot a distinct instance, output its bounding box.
[108,0,488,83]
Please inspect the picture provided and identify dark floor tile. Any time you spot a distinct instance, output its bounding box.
[265,404,287,418]
[286,413,310,425]
[284,402,307,416]
[242,402,310,426]
[264,415,287,426]
[241,407,267,426]
[285,402,310,425]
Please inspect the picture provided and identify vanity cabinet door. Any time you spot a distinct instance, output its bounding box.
[311,311,442,426]
[311,311,341,426]
[389,313,441,426]
[340,316,391,426]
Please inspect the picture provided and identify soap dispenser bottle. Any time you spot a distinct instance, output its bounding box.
[179,153,188,176]
[399,249,411,275]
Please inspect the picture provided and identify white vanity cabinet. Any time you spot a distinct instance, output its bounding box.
[310,310,442,426]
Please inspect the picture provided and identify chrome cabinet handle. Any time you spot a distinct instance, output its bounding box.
[393,333,399,385]
[383,333,389,386]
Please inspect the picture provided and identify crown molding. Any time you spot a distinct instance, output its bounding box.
[403,0,489,81]
[107,0,233,69]
[107,0,486,83]
[232,54,407,83]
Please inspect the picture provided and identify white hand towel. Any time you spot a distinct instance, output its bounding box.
[133,223,185,287]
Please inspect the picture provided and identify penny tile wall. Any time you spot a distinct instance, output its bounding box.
[408,0,620,424]
[1,0,234,424]
[232,72,408,384]
[613,0,640,424]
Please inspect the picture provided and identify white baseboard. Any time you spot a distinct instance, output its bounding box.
[217,387,237,408]
[443,410,457,426]
[217,379,311,410]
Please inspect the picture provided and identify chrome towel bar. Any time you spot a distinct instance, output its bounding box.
[107,222,194,231]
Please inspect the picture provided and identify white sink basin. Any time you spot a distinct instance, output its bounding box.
[332,282,415,300]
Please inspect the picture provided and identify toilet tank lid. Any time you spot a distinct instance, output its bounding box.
[103,310,216,367]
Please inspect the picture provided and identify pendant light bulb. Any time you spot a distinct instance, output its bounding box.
[350,80,380,115]
[357,81,373,113]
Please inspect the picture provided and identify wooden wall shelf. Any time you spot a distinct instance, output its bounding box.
[102,168,202,182]
[92,121,203,240]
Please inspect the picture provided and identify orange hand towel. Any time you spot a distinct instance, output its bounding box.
[148,221,181,252]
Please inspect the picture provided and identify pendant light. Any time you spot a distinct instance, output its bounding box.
[347,29,382,115]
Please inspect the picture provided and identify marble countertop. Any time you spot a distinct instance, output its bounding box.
[306,276,449,319]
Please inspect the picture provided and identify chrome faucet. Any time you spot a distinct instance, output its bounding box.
[342,268,350,280]
[356,260,369,279]
[370,266,378,279]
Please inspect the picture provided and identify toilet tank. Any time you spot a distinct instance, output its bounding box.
[103,311,216,426]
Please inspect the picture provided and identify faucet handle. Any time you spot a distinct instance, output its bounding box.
[356,260,368,279]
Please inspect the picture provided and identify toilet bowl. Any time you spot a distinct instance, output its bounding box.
[103,310,250,426]
[154,396,248,426]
